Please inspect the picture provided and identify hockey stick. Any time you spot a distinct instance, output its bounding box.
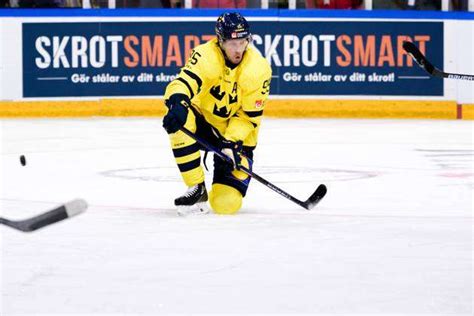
[403,41,474,81]
[180,127,327,210]
[0,199,88,232]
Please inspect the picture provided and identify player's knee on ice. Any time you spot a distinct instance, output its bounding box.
[209,184,242,215]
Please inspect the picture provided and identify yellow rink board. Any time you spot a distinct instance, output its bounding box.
[0,99,472,120]
[461,104,474,120]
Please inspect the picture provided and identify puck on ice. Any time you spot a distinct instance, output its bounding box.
[20,155,26,166]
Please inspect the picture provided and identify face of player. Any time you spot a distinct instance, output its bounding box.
[221,38,250,65]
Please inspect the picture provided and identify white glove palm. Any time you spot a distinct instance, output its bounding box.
[220,140,243,170]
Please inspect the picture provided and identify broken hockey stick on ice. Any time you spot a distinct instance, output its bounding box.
[403,41,474,81]
[0,199,88,232]
[180,127,327,210]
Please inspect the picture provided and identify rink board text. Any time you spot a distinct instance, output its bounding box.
[22,20,444,97]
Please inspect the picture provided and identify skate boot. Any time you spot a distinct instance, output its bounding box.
[175,182,209,216]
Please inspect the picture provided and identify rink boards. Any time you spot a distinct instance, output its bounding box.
[0,9,473,119]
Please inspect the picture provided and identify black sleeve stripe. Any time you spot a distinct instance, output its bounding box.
[183,70,203,92]
[244,110,264,118]
[177,157,201,172]
[172,143,200,158]
[176,77,194,99]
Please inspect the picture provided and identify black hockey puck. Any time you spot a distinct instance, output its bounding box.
[20,155,26,166]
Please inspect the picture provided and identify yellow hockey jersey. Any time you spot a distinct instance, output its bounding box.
[164,38,272,147]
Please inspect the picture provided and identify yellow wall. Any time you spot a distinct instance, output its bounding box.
[0,99,471,120]
[461,104,474,120]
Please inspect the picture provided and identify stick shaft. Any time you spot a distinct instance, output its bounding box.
[179,127,309,208]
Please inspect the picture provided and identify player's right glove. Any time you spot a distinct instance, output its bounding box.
[220,139,243,170]
[162,93,190,134]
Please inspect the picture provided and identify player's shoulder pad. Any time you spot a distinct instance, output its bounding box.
[185,40,222,80]
[240,46,272,89]
[189,40,211,58]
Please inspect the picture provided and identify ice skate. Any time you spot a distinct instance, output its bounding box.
[175,182,209,216]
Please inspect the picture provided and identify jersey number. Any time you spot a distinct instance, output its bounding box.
[261,79,270,95]
[189,51,202,65]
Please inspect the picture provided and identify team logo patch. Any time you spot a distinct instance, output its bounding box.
[231,32,237,38]
[255,100,263,108]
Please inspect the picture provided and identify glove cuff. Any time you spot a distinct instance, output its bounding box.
[166,93,191,109]
[221,139,243,152]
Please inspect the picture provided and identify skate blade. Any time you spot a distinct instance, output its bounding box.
[177,202,210,217]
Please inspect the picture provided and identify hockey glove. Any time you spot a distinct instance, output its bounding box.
[220,139,243,170]
[163,93,190,134]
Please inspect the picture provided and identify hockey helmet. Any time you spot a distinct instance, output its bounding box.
[215,12,251,42]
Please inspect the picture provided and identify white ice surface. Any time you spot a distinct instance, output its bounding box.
[0,118,472,315]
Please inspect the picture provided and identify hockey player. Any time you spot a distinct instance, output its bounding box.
[162,12,272,215]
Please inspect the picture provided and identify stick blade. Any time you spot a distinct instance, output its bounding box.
[1,199,88,232]
[303,184,327,210]
[26,199,88,232]
[402,41,434,74]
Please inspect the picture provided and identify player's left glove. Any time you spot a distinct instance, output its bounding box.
[220,139,243,170]
[162,93,190,134]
